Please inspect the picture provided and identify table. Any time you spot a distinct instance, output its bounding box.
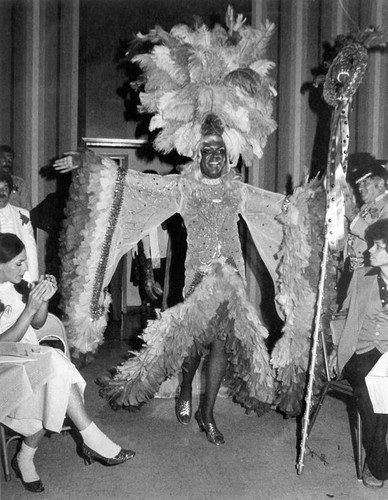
[0,342,85,434]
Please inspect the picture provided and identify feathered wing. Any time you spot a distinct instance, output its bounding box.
[59,151,116,355]
[271,180,338,416]
[59,153,180,355]
[240,182,285,299]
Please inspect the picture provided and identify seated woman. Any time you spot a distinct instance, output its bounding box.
[0,233,135,493]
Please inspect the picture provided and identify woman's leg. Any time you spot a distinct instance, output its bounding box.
[66,384,134,461]
[24,428,46,449]
[65,383,92,431]
[15,428,46,488]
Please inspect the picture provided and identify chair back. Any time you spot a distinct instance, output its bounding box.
[33,313,70,358]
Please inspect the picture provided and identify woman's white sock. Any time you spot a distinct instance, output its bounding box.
[17,442,40,482]
[80,422,120,458]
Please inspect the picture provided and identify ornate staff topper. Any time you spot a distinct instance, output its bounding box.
[324,42,367,250]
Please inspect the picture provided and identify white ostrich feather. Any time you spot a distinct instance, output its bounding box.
[132,5,277,165]
[250,60,276,77]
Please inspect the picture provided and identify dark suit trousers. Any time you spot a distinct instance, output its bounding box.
[344,348,388,480]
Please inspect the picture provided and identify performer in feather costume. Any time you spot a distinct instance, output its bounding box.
[54,7,285,446]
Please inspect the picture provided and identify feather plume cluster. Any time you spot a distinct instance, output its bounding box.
[271,180,338,416]
[98,262,275,414]
[131,5,277,166]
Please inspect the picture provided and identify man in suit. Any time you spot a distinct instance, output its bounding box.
[0,144,32,210]
[329,218,388,489]
[0,171,38,282]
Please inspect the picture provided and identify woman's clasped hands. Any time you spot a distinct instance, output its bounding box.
[28,275,57,310]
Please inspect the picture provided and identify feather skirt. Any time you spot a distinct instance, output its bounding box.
[98,263,275,414]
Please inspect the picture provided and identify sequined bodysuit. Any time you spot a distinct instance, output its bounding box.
[181,179,244,296]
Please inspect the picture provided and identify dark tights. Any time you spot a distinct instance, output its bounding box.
[179,338,227,423]
[344,349,388,480]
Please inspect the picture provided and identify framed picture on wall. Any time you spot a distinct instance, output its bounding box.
[82,137,148,172]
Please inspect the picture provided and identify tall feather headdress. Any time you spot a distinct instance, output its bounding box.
[131,5,277,166]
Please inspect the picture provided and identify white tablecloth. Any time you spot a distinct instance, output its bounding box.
[0,342,85,435]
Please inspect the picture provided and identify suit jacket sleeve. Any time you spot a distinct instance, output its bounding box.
[336,269,368,373]
[17,208,39,282]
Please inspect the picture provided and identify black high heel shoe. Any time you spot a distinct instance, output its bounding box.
[82,443,135,466]
[11,455,45,493]
[194,409,225,446]
[175,397,192,425]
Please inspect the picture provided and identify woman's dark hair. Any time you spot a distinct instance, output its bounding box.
[0,233,25,263]
[365,219,388,249]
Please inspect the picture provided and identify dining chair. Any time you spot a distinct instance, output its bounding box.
[33,312,70,357]
[307,329,363,480]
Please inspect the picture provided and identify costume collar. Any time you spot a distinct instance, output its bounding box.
[201,177,222,185]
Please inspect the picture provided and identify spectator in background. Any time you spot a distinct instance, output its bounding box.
[30,192,67,316]
[0,145,32,210]
[329,219,388,489]
[345,154,388,269]
[337,154,388,307]
[0,171,38,282]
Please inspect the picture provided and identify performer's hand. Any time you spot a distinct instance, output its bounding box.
[143,258,163,301]
[145,280,163,301]
[328,348,338,380]
[53,152,81,173]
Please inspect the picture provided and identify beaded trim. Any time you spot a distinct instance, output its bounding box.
[90,163,128,320]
